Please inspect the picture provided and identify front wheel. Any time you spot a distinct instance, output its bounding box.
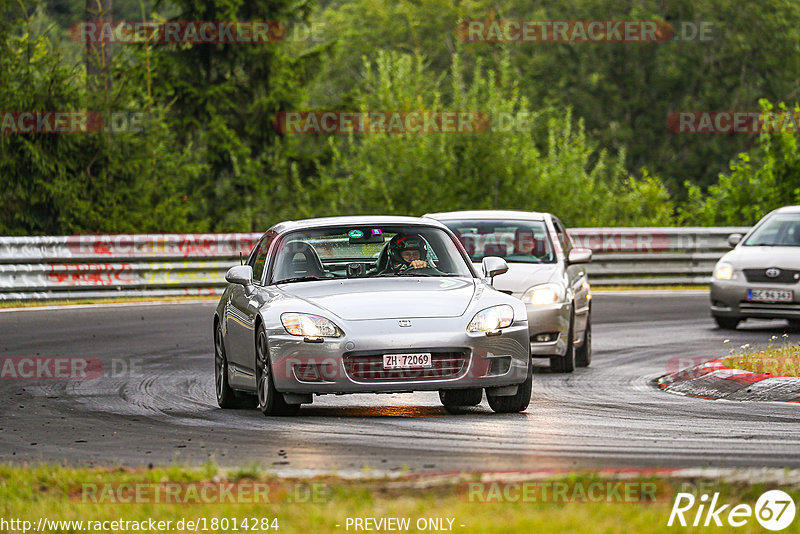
[214,323,242,408]
[255,325,300,416]
[714,316,740,330]
[575,315,592,368]
[487,361,532,413]
[439,389,482,414]
[550,308,576,373]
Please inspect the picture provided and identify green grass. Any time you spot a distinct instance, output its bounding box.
[0,464,797,533]
[723,337,800,377]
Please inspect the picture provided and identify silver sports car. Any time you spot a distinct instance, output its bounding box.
[213,216,532,416]
[711,206,800,329]
[425,211,592,373]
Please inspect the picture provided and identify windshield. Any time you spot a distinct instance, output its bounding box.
[270,225,473,283]
[744,213,800,246]
[439,219,556,264]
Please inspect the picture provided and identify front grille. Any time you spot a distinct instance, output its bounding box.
[343,351,469,381]
[743,268,800,284]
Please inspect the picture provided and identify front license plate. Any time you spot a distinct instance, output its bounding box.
[747,289,793,302]
[382,353,432,369]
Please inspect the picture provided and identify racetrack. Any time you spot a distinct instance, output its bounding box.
[1,292,799,474]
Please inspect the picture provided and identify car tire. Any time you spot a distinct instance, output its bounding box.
[575,314,592,368]
[214,323,244,409]
[550,308,576,373]
[255,324,300,417]
[714,316,740,330]
[439,389,482,413]
[487,360,532,413]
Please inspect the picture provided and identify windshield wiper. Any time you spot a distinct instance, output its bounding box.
[275,276,325,284]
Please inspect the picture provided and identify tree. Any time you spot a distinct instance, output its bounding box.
[299,51,674,226]
[679,101,800,225]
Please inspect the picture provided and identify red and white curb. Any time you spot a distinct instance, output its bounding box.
[658,358,800,402]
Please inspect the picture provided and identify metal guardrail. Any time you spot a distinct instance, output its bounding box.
[0,228,749,300]
[569,227,749,286]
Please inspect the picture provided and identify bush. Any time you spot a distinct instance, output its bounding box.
[680,100,800,226]
[300,50,674,226]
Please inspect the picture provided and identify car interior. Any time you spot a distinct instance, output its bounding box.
[745,215,800,246]
[270,228,469,282]
[444,221,556,263]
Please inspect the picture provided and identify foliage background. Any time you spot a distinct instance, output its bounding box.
[1,0,798,234]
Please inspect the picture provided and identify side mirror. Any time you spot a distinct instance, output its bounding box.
[727,233,742,248]
[225,265,254,286]
[482,256,509,284]
[567,248,592,264]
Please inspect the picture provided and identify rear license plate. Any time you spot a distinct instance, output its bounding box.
[747,289,793,302]
[382,353,432,369]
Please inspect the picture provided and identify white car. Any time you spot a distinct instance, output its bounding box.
[426,211,592,372]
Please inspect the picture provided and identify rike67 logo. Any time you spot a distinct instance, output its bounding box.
[668,490,796,531]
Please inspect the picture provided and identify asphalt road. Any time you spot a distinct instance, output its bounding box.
[1,292,799,474]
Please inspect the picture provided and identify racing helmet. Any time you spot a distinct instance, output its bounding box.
[387,233,428,271]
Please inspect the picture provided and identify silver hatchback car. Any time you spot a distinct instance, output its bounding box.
[711,206,800,330]
[426,211,592,372]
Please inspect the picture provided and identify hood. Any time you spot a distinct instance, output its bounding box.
[278,277,477,320]
[473,262,558,297]
[723,246,800,269]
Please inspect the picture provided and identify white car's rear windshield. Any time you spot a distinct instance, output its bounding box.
[439,220,556,264]
[744,213,800,247]
[271,225,473,283]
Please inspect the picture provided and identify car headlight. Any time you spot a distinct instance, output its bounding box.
[281,313,343,338]
[522,283,565,306]
[467,305,514,332]
[713,263,735,281]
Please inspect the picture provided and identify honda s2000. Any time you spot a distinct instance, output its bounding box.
[213,216,532,416]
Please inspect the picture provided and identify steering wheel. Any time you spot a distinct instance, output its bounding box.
[398,266,445,276]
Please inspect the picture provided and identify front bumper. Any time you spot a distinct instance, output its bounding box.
[710,279,800,320]
[266,317,530,394]
[525,302,571,357]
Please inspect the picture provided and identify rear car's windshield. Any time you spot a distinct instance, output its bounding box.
[744,213,800,246]
[270,225,473,283]
[439,219,556,264]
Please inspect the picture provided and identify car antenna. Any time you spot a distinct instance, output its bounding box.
[239,252,244,265]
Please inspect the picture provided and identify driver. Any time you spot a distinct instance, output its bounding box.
[386,233,430,272]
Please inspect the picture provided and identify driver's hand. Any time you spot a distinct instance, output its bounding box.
[410,260,427,269]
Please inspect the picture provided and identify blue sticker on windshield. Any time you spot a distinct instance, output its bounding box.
[349,229,364,239]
